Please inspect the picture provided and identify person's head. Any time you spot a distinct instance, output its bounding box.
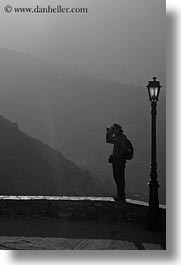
[113,123,123,136]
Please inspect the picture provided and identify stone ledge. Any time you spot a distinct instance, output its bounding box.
[0,196,166,227]
[0,196,166,209]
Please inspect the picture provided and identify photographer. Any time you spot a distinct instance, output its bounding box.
[106,123,127,201]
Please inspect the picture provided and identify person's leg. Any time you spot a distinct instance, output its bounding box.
[112,163,119,194]
[112,161,126,199]
[117,162,125,199]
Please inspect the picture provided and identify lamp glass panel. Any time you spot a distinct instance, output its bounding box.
[149,87,158,99]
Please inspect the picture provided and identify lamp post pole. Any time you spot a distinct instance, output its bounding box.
[148,101,160,228]
[146,77,161,229]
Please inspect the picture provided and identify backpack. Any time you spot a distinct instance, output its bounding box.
[124,138,134,160]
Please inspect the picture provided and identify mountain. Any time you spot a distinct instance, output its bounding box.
[0,115,108,196]
[0,48,166,202]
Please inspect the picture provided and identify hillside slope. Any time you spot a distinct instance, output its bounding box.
[0,115,108,196]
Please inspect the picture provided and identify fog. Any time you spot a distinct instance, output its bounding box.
[0,0,166,201]
[0,0,165,85]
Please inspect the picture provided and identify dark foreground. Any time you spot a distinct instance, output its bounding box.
[0,217,165,250]
[0,196,166,250]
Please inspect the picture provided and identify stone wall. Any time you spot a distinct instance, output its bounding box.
[0,197,166,227]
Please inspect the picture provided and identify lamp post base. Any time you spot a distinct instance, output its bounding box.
[146,209,161,231]
[146,179,160,230]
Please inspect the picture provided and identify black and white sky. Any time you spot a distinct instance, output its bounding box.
[0,0,165,85]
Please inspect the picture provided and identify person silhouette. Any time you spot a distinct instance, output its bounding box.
[106,123,127,201]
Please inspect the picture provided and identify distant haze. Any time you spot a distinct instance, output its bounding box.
[0,0,165,202]
[0,48,166,202]
[0,0,165,85]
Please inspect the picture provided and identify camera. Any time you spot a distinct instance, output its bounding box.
[106,126,114,143]
[106,126,114,134]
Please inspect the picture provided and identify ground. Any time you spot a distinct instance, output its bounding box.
[0,217,166,250]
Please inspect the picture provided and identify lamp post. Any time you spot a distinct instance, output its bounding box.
[146,77,161,229]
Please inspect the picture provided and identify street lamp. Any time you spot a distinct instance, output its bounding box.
[146,77,162,229]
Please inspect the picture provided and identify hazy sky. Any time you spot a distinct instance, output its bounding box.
[0,0,165,85]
